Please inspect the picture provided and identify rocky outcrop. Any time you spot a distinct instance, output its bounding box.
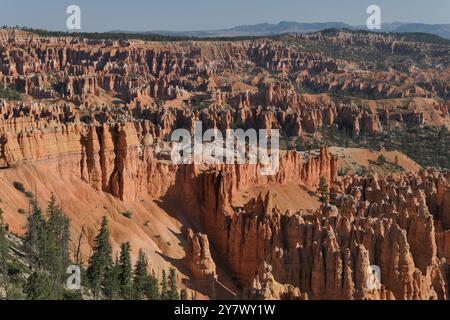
[250,262,306,300]
[1,102,448,300]
[1,30,450,300]
[185,229,217,281]
[173,166,450,300]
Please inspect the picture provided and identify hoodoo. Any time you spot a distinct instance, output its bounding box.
[0,26,449,301]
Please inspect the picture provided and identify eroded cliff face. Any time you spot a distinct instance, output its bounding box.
[1,31,450,300]
[0,104,338,199]
[179,166,450,300]
[1,112,449,300]
[0,112,169,201]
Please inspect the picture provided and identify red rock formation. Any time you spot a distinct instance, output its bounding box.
[250,262,306,300]
[0,30,450,300]
[185,229,217,281]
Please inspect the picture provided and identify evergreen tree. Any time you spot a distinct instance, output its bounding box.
[103,255,120,300]
[160,269,168,300]
[118,242,132,299]
[86,216,113,299]
[46,194,70,268]
[167,268,179,300]
[377,154,386,165]
[25,271,54,300]
[318,176,329,204]
[146,272,159,300]
[21,195,74,299]
[24,200,46,269]
[0,208,8,291]
[133,249,149,300]
[22,195,73,299]
[44,196,59,276]
[44,194,71,298]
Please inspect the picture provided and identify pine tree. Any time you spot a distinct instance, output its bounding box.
[133,249,149,299]
[118,242,132,299]
[146,272,159,300]
[86,216,113,299]
[0,208,8,291]
[24,200,46,269]
[25,271,54,300]
[318,176,329,204]
[160,269,168,300]
[21,196,73,299]
[167,268,179,300]
[44,196,58,276]
[44,194,71,298]
[377,154,386,165]
[46,194,70,269]
[103,255,120,300]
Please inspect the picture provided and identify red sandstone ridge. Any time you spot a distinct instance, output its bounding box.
[185,167,449,300]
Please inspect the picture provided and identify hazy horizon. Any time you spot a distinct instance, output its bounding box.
[0,0,449,32]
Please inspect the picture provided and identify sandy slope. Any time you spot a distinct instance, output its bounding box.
[0,163,183,277]
[329,147,421,174]
[233,182,321,213]
[0,161,239,299]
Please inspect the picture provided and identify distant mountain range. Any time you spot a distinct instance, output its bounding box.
[379,22,450,39]
[111,21,450,39]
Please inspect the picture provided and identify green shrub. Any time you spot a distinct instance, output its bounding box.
[62,289,83,300]
[338,167,348,177]
[13,181,25,193]
[7,264,21,277]
[6,286,26,300]
[121,211,133,219]
[0,88,21,100]
[377,154,386,165]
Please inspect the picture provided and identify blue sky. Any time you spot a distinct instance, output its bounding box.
[1,0,449,32]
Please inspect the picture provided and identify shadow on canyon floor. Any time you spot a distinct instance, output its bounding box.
[154,169,239,299]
